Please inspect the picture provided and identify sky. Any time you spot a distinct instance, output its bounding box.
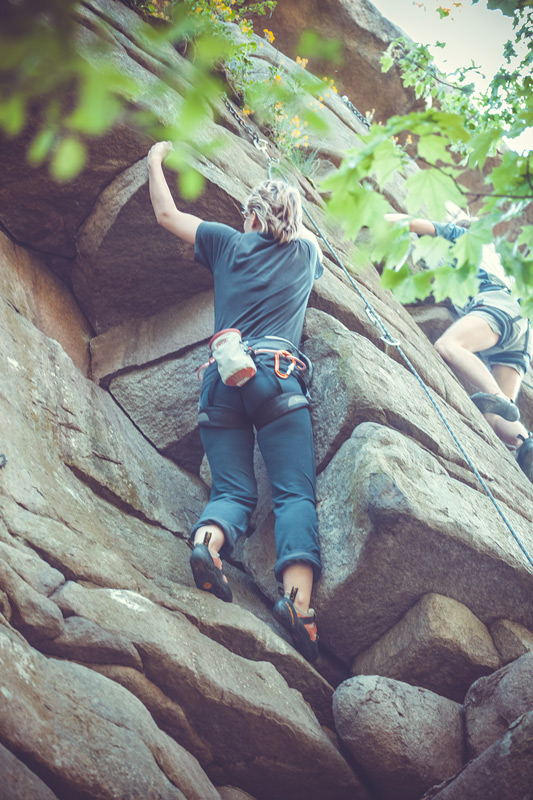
[370,0,531,153]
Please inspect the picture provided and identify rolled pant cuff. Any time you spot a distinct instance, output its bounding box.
[190,518,238,560]
[274,552,322,583]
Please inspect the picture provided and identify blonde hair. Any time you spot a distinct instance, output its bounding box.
[244,179,302,244]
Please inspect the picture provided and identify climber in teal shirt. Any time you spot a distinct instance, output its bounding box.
[147,140,324,661]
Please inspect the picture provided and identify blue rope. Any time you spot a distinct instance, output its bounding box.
[299,201,533,571]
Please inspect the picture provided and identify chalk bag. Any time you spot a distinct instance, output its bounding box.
[210,328,257,387]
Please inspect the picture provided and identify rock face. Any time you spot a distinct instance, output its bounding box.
[464,652,533,759]
[421,712,533,800]
[490,618,533,665]
[0,0,532,798]
[255,0,421,125]
[333,675,464,800]
[353,593,500,701]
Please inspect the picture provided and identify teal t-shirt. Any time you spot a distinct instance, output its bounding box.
[195,221,322,346]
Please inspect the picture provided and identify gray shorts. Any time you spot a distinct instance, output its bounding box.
[455,288,532,377]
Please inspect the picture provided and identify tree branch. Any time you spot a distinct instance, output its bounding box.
[415,155,533,201]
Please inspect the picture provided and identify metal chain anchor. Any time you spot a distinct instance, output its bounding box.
[341,95,371,129]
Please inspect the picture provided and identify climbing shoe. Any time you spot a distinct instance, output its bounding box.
[189,532,233,603]
[517,434,533,483]
[272,588,319,663]
[470,392,520,422]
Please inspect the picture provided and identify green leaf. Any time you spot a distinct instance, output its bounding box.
[374,223,411,268]
[449,225,494,272]
[195,32,233,67]
[382,268,433,304]
[486,0,522,17]
[50,137,86,181]
[468,127,503,170]
[417,134,452,165]
[328,186,390,241]
[67,59,139,135]
[381,263,410,291]
[432,265,478,305]
[0,94,26,136]
[300,107,329,134]
[381,53,394,73]
[490,150,528,196]
[369,139,405,186]
[411,235,452,269]
[178,167,204,200]
[28,128,56,165]
[179,88,211,138]
[405,168,465,219]
[296,30,342,64]
[517,225,533,250]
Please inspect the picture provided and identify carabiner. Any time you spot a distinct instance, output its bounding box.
[275,350,296,379]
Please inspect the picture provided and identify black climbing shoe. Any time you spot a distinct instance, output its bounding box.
[470,392,520,422]
[189,533,233,603]
[517,434,533,483]
[272,588,319,663]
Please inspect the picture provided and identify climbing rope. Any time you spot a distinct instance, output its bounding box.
[224,94,533,571]
[300,203,533,571]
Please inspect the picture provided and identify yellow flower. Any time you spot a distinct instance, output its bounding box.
[263,28,275,44]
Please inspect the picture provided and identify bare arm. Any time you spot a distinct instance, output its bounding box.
[408,218,436,236]
[384,213,436,236]
[147,142,202,244]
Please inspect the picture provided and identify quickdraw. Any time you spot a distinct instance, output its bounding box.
[258,349,307,379]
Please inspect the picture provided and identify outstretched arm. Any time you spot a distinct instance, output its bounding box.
[147,141,202,244]
[384,213,436,236]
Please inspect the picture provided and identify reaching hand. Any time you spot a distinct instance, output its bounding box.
[147,141,173,165]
